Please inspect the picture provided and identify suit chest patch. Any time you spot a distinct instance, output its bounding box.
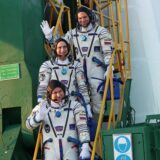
[55,126,63,132]
[69,124,76,130]
[81,47,88,52]
[44,124,50,133]
[94,46,100,52]
[39,73,45,81]
[61,80,68,85]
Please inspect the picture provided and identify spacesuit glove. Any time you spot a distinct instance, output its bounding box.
[86,104,93,118]
[37,102,48,120]
[40,20,54,41]
[37,96,43,104]
[104,65,114,78]
[80,143,90,160]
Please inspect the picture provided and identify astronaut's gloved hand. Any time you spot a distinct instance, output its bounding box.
[37,102,48,120]
[104,65,114,78]
[40,20,54,41]
[86,104,93,118]
[80,143,90,160]
[37,96,43,104]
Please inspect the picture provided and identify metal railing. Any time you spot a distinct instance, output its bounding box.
[34,0,131,159]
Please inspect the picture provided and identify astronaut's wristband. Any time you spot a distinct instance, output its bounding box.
[48,36,54,44]
[80,140,90,145]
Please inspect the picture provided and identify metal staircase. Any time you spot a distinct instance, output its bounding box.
[33,0,132,159]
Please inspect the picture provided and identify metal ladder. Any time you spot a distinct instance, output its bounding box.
[76,0,131,159]
[33,0,131,159]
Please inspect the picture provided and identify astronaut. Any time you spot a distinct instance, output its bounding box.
[37,38,92,118]
[40,6,113,114]
[26,80,90,160]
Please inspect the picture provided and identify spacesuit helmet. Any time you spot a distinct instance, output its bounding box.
[53,38,72,61]
[47,80,66,102]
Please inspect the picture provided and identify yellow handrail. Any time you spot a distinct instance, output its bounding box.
[124,0,131,71]
[53,5,64,36]
[33,124,42,160]
[91,49,116,160]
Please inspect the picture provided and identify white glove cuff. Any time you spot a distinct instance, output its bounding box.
[104,54,111,65]
[48,36,54,43]
[45,34,53,41]
[86,104,93,118]
[82,143,89,149]
[37,97,43,103]
[35,112,43,122]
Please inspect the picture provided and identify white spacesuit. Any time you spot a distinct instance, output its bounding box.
[26,80,90,160]
[40,7,113,114]
[37,58,90,104]
[64,25,112,113]
[37,38,92,118]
